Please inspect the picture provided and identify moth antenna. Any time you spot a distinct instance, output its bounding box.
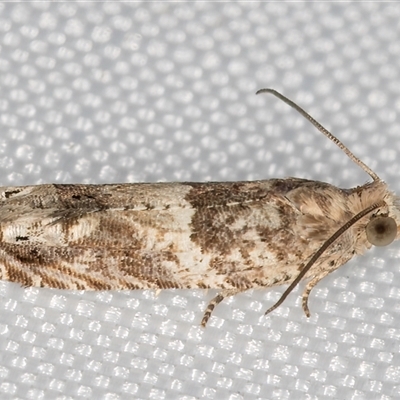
[264,200,386,316]
[256,88,380,182]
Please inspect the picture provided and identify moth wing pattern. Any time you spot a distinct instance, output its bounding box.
[0,179,358,291]
[1,89,400,326]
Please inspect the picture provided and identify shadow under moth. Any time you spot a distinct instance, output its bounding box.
[1,89,398,326]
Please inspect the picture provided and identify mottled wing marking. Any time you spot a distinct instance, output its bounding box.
[1,179,396,289]
[2,89,400,327]
[0,177,399,326]
[0,180,306,291]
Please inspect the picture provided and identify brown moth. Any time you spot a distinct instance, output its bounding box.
[0,89,398,326]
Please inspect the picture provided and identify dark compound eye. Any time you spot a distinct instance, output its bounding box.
[366,216,397,247]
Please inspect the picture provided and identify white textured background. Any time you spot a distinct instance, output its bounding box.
[1,3,400,400]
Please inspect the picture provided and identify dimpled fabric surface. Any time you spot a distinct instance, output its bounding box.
[1,3,400,400]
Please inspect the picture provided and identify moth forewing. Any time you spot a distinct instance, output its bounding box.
[0,89,399,327]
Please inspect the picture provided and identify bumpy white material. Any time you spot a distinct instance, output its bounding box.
[0,3,400,399]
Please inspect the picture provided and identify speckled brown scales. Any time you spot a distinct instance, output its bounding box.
[1,89,399,326]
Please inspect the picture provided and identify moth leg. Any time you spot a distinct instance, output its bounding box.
[201,289,242,327]
[302,269,332,317]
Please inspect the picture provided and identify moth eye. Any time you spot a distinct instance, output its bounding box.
[366,216,397,247]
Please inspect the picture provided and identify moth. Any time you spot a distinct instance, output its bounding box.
[0,89,398,326]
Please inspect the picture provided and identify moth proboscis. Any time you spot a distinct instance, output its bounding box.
[0,89,398,327]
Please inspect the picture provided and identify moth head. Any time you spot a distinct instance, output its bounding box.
[366,215,397,247]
